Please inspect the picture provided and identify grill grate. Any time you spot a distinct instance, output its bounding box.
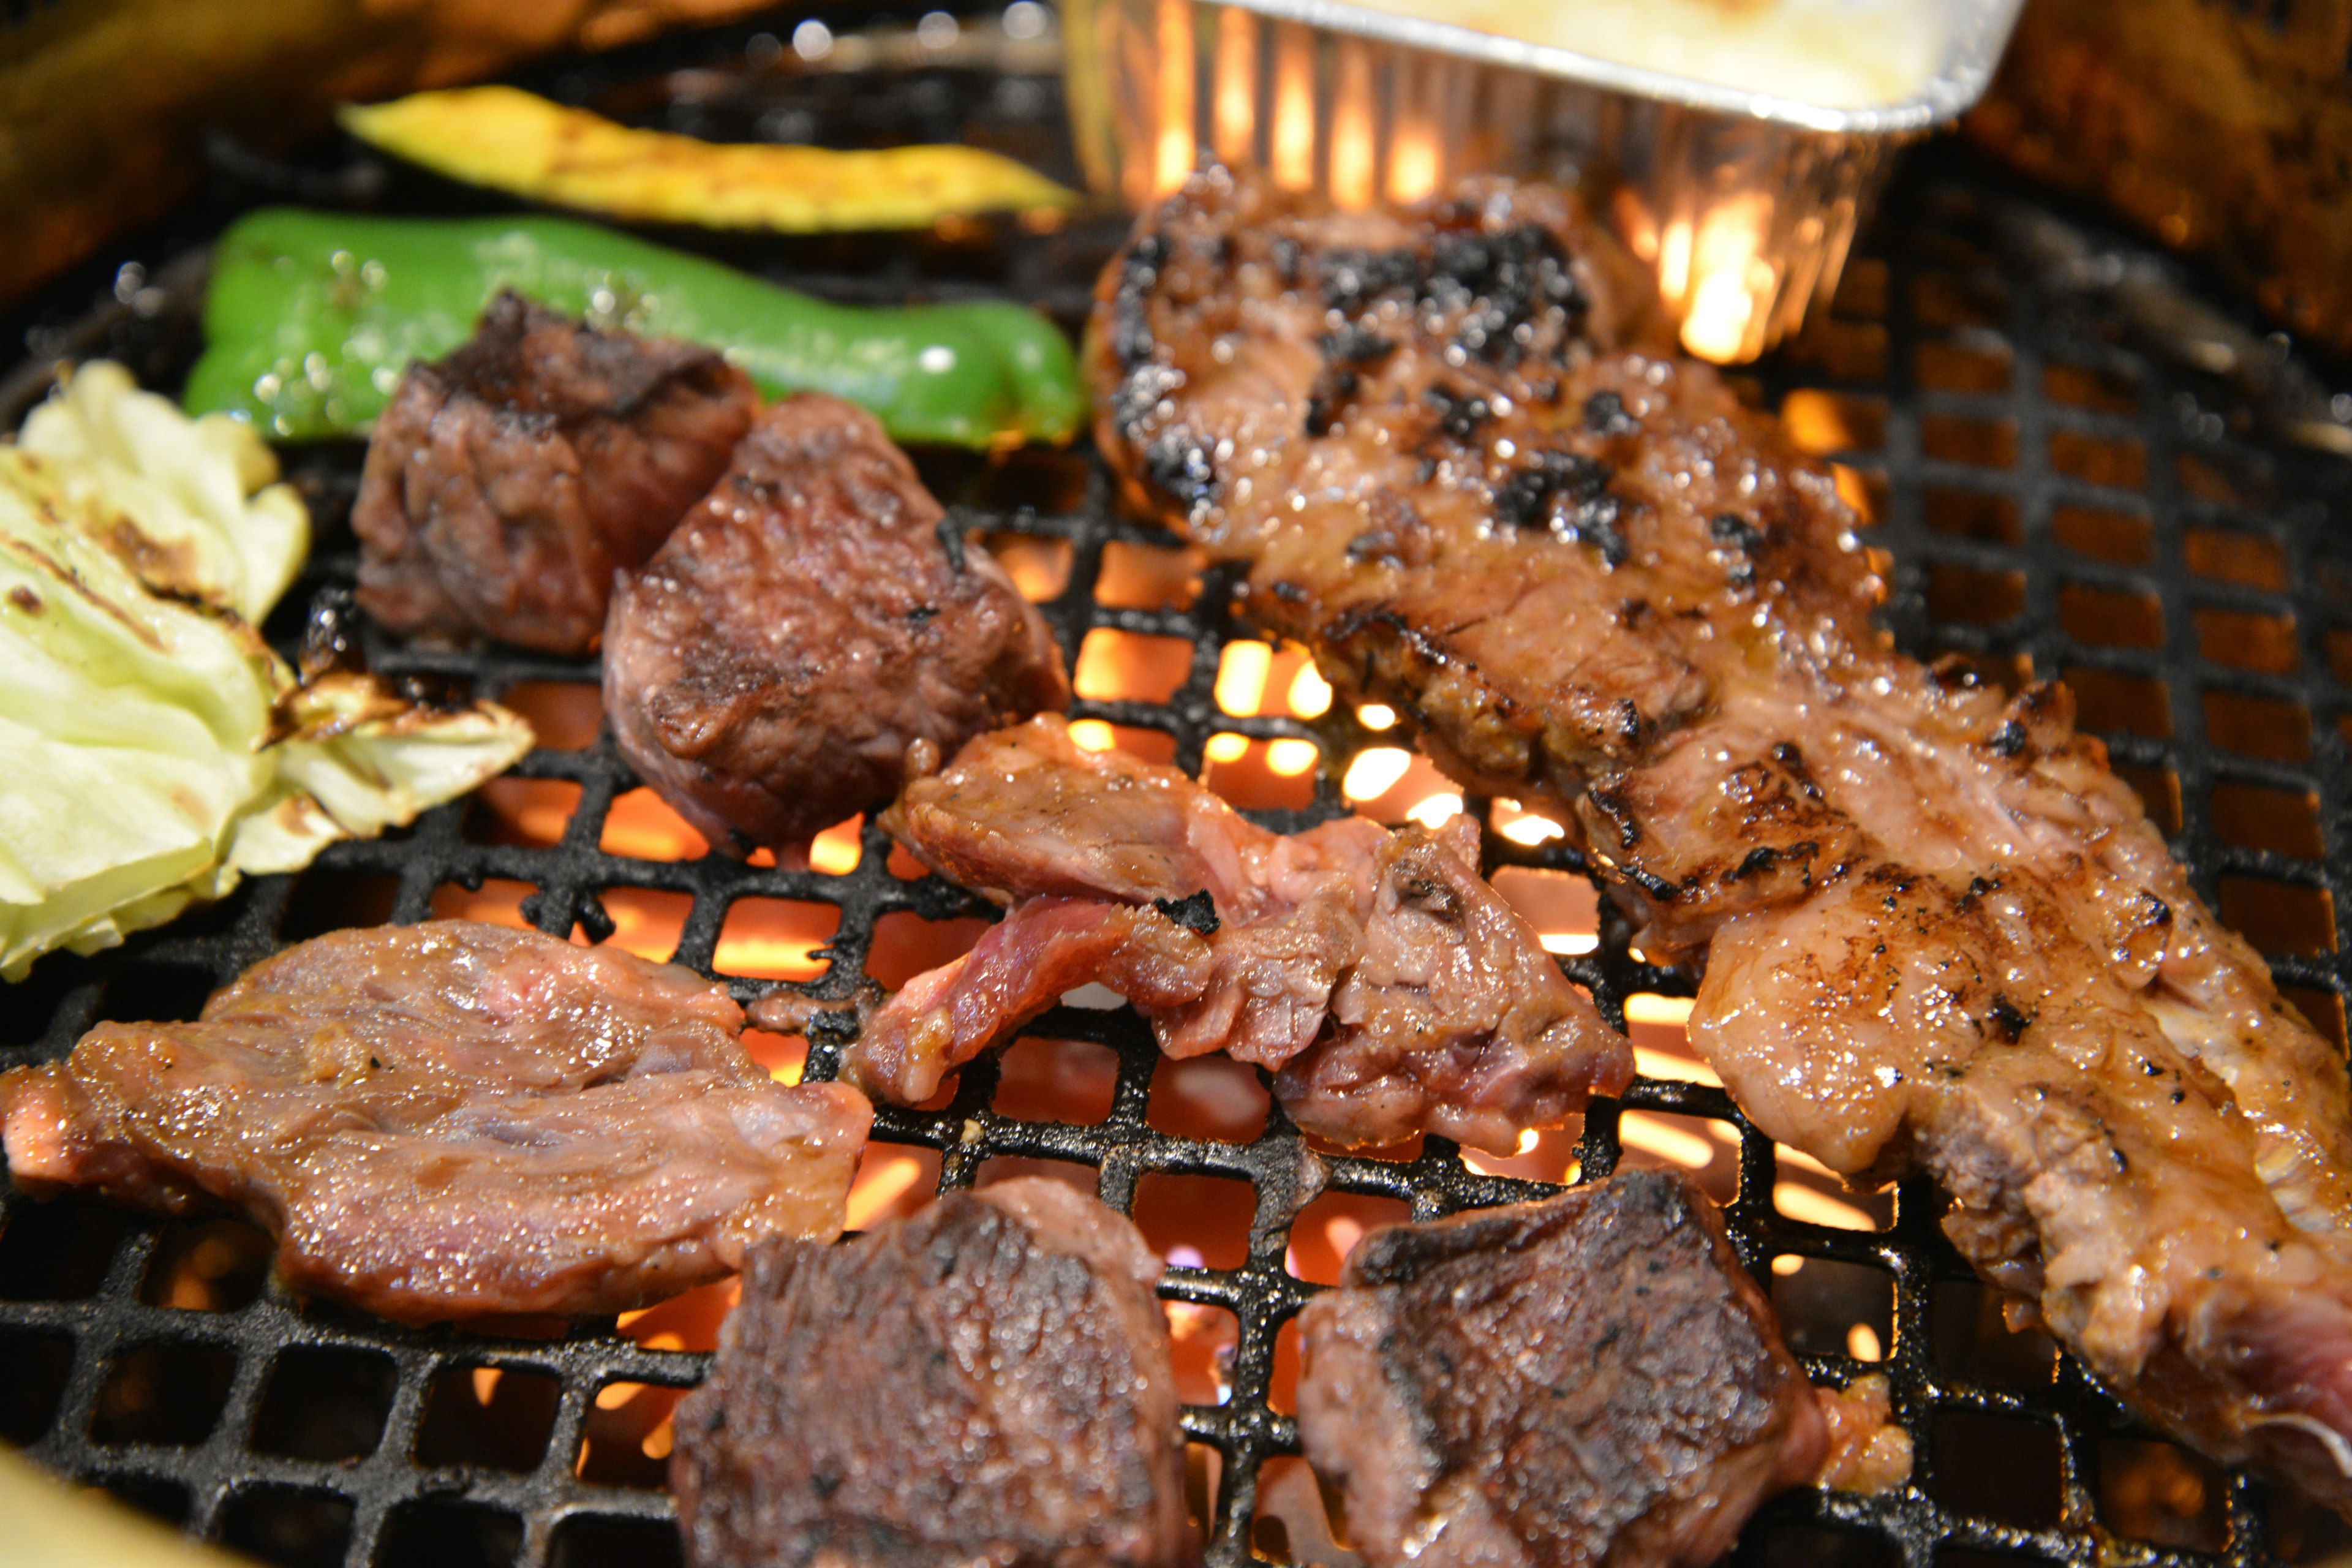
[7,13,2352,1568]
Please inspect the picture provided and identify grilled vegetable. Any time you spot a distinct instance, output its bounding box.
[0,362,533,982]
[183,208,1084,448]
[340,85,1079,232]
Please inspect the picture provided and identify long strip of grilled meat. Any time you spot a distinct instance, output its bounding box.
[1088,167,2352,1510]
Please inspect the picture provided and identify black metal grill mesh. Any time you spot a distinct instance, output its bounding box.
[6,13,2352,1568]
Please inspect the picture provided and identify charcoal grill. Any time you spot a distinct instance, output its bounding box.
[7,8,2352,1567]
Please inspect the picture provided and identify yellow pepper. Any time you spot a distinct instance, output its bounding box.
[338,85,1080,232]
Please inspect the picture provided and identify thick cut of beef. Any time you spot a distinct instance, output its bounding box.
[1295,1172,1826,1568]
[353,292,756,652]
[1088,166,2352,1511]
[791,715,1630,1153]
[603,393,1070,857]
[0,921,870,1323]
[671,1177,1193,1568]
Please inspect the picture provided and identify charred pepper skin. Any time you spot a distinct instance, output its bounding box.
[183,208,1085,450]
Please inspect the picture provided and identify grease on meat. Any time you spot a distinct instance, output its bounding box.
[1088,166,2352,1510]
[0,921,870,1323]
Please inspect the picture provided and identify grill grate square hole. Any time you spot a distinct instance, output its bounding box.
[576,886,693,962]
[993,1036,1119,1125]
[1621,1111,1741,1205]
[2196,607,2299,674]
[496,682,602,750]
[2211,781,2323,859]
[1147,1055,1270,1144]
[2042,361,2138,413]
[462,778,581,848]
[1137,1172,1261,1272]
[1203,736,1318,812]
[549,1515,684,1568]
[2058,583,2165,647]
[1785,317,1889,382]
[1931,1277,2059,1390]
[1920,414,2018,469]
[2048,430,2147,489]
[1925,562,2025,624]
[2218,875,2337,956]
[714,897,840,982]
[598,789,710,862]
[2099,1436,2227,1551]
[2185,526,2288,590]
[279,869,399,941]
[1270,1317,1303,1417]
[99,1475,190,1525]
[2064,667,2173,739]
[982,532,1077,603]
[866,910,990,990]
[380,1499,524,1568]
[1074,628,1194,703]
[0,1198,132,1302]
[576,1380,684,1489]
[1923,488,2021,544]
[140,1216,271,1312]
[1752,1524,1902,1568]
[2179,451,2263,508]
[2051,503,2152,565]
[2112,764,2184,834]
[96,965,217,1025]
[0,1329,72,1444]
[1914,339,2012,393]
[1908,273,2005,330]
[1781,390,1887,456]
[1167,1300,1240,1406]
[846,1143,942,1234]
[92,1339,236,1447]
[1097,541,1207,611]
[1831,257,1890,319]
[2206,690,2313,761]
[1284,1191,1410,1286]
[428,878,537,929]
[415,1364,561,1472]
[1931,1410,2064,1528]
[217,1487,356,1568]
[250,1348,396,1462]
[1771,1256,1894,1363]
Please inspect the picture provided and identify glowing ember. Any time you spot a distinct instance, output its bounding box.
[1357,703,1397,729]
[1204,731,1250,764]
[1270,22,1316,190]
[1154,0,1195,194]
[1618,1109,1722,1171]
[1342,746,1411,801]
[1069,718,1118,751]
[809,815,863,875]
[1215,640,1273,715]
[1265,737,1320,776]
[1286,662,1333,717]
[600,788,710,862]
[1848,1323,1883,1360]
[714,898,840,981]
[1405,791,1463,828]
[1213,7,1256,164]
[1328,39,1376,209]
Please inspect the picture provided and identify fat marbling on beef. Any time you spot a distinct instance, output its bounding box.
[1089,166,2352,1510]
[1297,1172,1828,1568]
[353,292,758,652]
[671,1176,1192,1568]
[0,921,870,1323]
[603,393,1070,858]
[782,715,1631,1154]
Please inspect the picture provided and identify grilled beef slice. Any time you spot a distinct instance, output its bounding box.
[671,1177,1193,1568]
[799,715,1631,1154]
[352,292,756,652]
[1296,1172,1825,1568]
[603,393,1070,857]
[0,921,870,1323]
[1088,165,2352,1512]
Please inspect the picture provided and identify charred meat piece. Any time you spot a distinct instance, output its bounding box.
[671,1177,1192,1568]
[353,292,756,652]
[0,921,870,1324]
[1090,167,2352,1510]
[1296,1172,1826,1568]
[603,394,1070,857]
[796,715,1630,1153]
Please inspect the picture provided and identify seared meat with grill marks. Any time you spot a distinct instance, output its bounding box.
[353,292,756,652]
[786,715,1630,1153]
[671,1177,1192,1568]
[603,394,1069,858]
[1296,1172,1827,1568]
[1090,167,2352,1509]
[0,921,870,1324]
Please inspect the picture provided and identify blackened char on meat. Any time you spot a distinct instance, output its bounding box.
[0,921,870,1324]
[352,292,756,652]
[1296,1172,1826,1568]
[603,394,1070,858]
[791,715,1630,1155]
[1088,167,2352,1512]
[671,1177,1192,1568]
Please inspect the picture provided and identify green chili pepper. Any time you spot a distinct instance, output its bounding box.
[183,207,1086,449]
